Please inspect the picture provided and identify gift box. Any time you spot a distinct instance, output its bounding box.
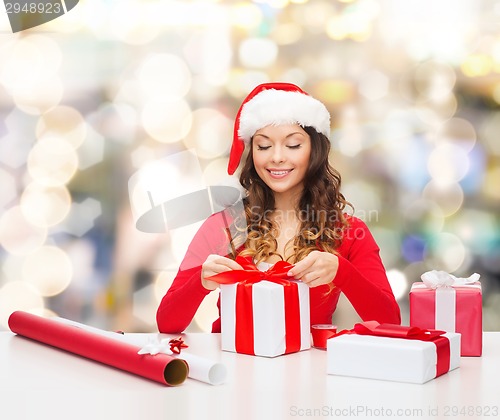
[213,258,310,357]
[409,270,482,356]
[327,321,460,384]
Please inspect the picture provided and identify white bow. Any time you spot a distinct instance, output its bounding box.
[421,270,480,289]
[137,338,173,356]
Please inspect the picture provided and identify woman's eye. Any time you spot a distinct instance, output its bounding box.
[257,145,271,150]
[287,144,301,149]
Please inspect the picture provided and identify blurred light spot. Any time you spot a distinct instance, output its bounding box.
[422,180,464,217]
[182,28,232,86]
[230,3,262,29]
[480,112,500,156]
[427,143,469,185]
[2,254,24,283]
[358,70,389,101]
[401,234,427,263]
[227,70,270,98]
[109,1,161,45]
[12,76,64,115]
[426,232,466,273]
[0,36,63,114]
[434,117,476,152]
[265,0,289,8]
[292,1,335,33]
[141,98,192,143]
[239,38,278,69]
[272,22,304,45]
[0,35,61,92]
[326,14,371,42]
[61,198,102,237]
[0,168,16,210]
[386,269,408,301]
[20,183,71,228]
[313,80,355,105]
[27,135,79,187]
[461,54,493,77]
[415,94,457,126]
[183,108,232,159]
[203,158,241,188]
[22,246,72,297]
[0,206,47,255]
[414,61,456,101]
[0,281,44,329]
[36,106,87,149]
[138,54,191,99]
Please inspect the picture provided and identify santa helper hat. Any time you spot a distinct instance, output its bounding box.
[227,82,331,175]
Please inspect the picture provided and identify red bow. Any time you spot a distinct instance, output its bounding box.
[207,256,293,286]
[352,320,446,341]
[168,337,188,354]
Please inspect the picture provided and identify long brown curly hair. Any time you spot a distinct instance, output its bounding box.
[228,126,352,265]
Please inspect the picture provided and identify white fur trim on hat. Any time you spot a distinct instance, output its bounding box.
[237,89,331,143]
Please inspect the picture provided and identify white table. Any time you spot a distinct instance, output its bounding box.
[1,331,499,420]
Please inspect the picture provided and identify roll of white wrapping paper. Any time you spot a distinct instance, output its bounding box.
[53,317,227,385]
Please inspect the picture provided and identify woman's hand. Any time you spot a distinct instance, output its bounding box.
[201,254,243,291]
[287,250,339,288]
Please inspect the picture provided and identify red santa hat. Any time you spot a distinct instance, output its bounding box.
[227,82,331,175]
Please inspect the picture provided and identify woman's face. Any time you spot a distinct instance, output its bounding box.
[251,124,311,198]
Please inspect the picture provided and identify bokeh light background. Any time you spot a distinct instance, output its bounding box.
[0,0,499,332]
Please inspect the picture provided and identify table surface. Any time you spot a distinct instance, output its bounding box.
[1,331,499,420]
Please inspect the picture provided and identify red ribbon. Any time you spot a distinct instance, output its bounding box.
[168,337,188,354]
[208,256,302,355]
[335,321,451,377]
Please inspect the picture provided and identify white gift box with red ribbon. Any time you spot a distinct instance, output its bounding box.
[327,322,461,384]
[220,280,310,357]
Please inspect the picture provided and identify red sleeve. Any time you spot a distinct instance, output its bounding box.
[156,212,230,333]
[334,216,401,325]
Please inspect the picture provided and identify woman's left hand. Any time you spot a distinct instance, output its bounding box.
[287,250,339,288]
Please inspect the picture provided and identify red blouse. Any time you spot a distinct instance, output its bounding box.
[156,212,401,333]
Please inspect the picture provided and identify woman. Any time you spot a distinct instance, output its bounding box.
[157,82,401,333]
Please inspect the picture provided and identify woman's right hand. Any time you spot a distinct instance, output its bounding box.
[201,254,243,291]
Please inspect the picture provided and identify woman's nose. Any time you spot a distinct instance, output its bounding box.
[271,147,285,163]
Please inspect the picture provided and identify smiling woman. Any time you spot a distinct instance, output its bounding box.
[156,82,401,334]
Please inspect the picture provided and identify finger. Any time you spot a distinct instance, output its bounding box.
[301,272,321,285]
[223,258,244,271]
[288,258,314,277]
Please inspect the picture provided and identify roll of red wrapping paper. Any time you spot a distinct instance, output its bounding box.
[8,311,188,386]
[311,324,337,349]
